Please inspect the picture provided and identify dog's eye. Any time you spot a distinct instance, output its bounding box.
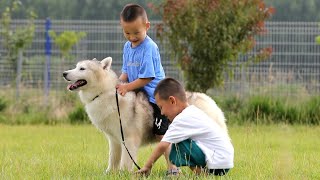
[80,67,85,71]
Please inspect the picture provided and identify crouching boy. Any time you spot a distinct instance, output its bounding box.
[136,78,234,176]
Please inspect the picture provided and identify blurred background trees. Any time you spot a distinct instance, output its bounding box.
[265,0,320,21]
[0,0,319,21]
[0,0,159,20]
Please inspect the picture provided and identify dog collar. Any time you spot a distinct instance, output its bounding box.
[92,92,103,102]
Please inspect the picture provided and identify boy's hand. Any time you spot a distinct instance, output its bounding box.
[116,84,128,96]
[135,167,151,176]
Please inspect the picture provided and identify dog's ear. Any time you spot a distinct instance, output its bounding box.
[101,57,112,71]
[92,58,98,61]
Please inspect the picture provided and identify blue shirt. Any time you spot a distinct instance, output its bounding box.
[122,36,165,103]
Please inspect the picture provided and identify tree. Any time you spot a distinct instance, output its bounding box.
[152,0,274,92]
[49,31,86,60]
[49,30,86,87]
[0,0,36,70]
[0,0,36,98]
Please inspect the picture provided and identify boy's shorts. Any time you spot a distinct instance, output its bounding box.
[150,102,169,135]
[170,139,230,176]
[169,139,206,167]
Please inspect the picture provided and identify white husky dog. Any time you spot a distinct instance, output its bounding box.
[63,57,229,172]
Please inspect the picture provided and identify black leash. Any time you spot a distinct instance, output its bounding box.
[115,91,141,170]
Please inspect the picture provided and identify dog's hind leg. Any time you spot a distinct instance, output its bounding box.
[105,135,122,173]
[120,138,141,171]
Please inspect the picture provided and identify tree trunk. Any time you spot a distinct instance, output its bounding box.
[16,50,23,99]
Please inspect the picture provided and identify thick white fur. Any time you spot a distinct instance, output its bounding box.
[63,57,229,172]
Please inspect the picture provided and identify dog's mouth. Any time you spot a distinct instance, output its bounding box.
[67,79,87,90]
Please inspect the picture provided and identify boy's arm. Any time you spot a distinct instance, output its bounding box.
[136,141,171,176]
[116,78,152,96]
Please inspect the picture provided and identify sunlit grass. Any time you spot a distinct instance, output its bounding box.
[0,124,319,179]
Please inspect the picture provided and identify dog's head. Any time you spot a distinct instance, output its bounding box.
[63,57,113,91]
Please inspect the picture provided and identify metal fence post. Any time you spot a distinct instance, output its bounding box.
[44,18,51,105]
[16,50,23,99]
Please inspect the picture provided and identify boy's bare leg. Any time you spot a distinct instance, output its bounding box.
[156,135,178,170]
[164,144,177,170]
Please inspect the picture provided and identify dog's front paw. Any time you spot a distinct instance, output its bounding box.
[105,167,113,174]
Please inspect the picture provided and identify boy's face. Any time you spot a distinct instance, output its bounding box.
[155,94,178,122]
[120,17,150,47]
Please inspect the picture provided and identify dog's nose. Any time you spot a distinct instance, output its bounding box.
[63,72,68,78]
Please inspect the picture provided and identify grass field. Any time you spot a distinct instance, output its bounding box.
[0,124,319,179]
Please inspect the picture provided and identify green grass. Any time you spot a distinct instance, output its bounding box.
[0,125,319,179]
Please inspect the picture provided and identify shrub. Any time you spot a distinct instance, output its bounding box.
[15,112,58,125]
[241,96,272,123]
[240,96,299,124]
[0,97,7,112]
[68,105,90,124]
[238,95,320,125]
[303,96,320,125]
[222,95,243,113]
[284,106,300,124]
[217,95,244,125]
[272,100,287,123]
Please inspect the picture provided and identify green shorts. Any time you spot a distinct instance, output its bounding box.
[169,139,206,167]
[169,139,231,176]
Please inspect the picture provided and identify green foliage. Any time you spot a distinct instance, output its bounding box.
[316,24,320,45]
[0,110,59,125]
[154,0,274,92]
[222,95,243,113]
[0,88,74,125]
[0,0,36,69]
[12,112,57,125]
[68,105,90,124]
[219,95,319,125]
[2,100,59,125]
[241,96,296,124]
[303,96,320,125]
[316,35,320,45]
[49,31,86,58]
[0,97,7,112]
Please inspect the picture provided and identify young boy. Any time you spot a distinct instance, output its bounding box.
[136,78,234,176]
[116,4,178,173]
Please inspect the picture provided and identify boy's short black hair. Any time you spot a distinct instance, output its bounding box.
[154,78,187,102]
[120,4,148,22]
